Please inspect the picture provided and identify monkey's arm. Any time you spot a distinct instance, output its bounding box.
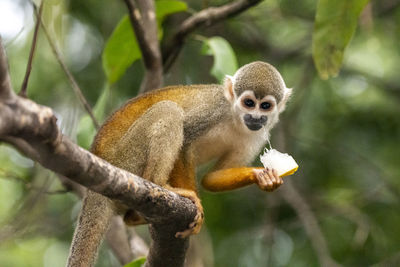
[202,167,283,192]
[202,167,261,192]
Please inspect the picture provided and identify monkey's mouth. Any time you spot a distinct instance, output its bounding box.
[243,114,267,131]
[245,122,263,131]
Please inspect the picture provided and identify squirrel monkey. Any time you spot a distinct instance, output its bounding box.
[67,61,292,266]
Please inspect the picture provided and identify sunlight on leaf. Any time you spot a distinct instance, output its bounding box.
[202,36,238,82]
[312,0,370,79]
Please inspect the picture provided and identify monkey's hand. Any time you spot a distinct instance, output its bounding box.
[253,168,283,192]
[167,187,204,238]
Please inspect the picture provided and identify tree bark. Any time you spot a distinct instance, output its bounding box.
[0,36,192,267]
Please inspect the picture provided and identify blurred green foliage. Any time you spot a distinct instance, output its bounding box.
[1,0,400,266]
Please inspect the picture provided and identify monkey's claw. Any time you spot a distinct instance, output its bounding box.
[171,189,204,239]
[175,210,204,239]
[254,168,283,192]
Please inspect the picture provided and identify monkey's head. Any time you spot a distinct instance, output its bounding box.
[224,61,292,132]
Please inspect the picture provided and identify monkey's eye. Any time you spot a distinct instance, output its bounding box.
[243,98,255,108]
[260,102,272,110]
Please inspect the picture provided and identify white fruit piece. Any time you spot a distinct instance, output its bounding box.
[259,149,298,177]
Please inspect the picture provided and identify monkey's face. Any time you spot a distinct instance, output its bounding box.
[223,63,292,133]
[235,90,279,132]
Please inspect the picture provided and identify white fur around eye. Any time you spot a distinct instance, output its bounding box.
[236,92,256,112]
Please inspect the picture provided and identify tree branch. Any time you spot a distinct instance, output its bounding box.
[123,0,163,93]
[162,0,263,72]
[0,36,192,267]
[19,0,44,97]
[0,38,13,101]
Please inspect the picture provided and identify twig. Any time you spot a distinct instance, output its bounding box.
[0,37,13,100]
[19,1,44,97]
[123,0,163,93]
[29,1,100,129]
[162,0,263,72]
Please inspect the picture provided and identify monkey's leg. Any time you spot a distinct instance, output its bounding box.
[67,190,115,267]
[169,149,204,238]
[114,100,203,236]
[109,100,184,225]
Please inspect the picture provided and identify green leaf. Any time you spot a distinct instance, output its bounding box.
[102,1,187,84]
[202,36,238,82]
[156,0,187,23]
[312,0,369,79]
[123,257,146,267]
[102,15,141,84]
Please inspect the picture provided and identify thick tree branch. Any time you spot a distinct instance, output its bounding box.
[123,0,163,93]
[162,0,263,72]
[0,36,192,267]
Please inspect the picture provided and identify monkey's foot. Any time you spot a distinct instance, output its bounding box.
[253,168,283,192]
[124,209,147,225]
[168,187,204,239]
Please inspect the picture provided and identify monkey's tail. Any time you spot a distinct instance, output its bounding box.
[66,190,115,267]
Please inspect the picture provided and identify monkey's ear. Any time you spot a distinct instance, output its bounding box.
[278,87,292,112]
[223,75,235,102]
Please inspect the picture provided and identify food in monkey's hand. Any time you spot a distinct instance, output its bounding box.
[202,149,298,192]
[259,148,298,177]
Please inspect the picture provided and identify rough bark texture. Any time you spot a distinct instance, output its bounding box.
[0,1,263,264]
[123,0,163,93]
[0,37,192,267]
